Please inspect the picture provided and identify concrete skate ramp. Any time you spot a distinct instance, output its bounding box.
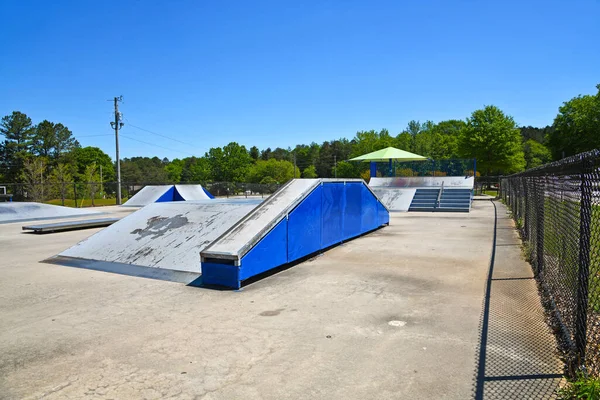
[47,199,260,283]
[123,185,180,207]
[371,187,416,212]
[201,179,389,288]
[370,176,474,189]
[175,184,214,200]
[0,202,102,224]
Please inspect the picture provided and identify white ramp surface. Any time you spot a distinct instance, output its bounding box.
[0,202,101,224]
[202,179,320,261]
[371,188,416,212]
[56,200,260,274]
[175,185,211,200]
[123,185,173,207]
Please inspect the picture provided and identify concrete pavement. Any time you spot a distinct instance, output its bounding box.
[1,202,497,399]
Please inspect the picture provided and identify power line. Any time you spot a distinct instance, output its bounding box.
[125,120,197,148]
[77,134,114,138]
[120,134,197,157]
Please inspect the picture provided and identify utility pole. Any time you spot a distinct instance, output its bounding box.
[110,96,124,205]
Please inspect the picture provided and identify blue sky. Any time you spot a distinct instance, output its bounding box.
[1,1,599,160]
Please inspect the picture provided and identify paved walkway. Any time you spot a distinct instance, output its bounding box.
[474,201,564,399]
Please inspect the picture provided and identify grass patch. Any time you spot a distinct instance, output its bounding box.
[558,373,600,399]
[45,198,128,208]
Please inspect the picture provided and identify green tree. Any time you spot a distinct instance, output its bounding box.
[335,160,359,178]
[83,162,100,206]
[165,158,184,182]
[31,120,79,161]
[180,157,211,183]
[248,159,294,184]
[207,142,251,182]
[547,84,600,159]
[523,139,552,169]
[0,111,34,182]
[249,146,260,161]
[49,163,74,206]
[72,147,115,183]
[22,156,47,202]
[302,165,318,178]
[458,106,525,174]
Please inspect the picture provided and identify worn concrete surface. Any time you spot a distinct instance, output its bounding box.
[1,202,496,399]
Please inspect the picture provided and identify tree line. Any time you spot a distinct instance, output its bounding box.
[2,83,599,201]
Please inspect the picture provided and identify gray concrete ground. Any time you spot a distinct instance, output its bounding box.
[0,201,550,399]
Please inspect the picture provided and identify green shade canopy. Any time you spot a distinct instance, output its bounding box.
[348,147,428,162]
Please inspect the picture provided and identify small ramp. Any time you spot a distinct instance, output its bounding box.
[0,202,102,224]
[175,184,214,200]
[47,200,260,283]
[123,185,182,207]
[123,184,214,207]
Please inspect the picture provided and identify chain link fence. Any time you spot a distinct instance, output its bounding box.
[501,149,600,378]
[0,181,282,207]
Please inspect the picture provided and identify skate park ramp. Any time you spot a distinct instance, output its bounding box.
[0,202,102,224]
[123,184,213,207]
[175,184,215,200]
[201,179,389,288]
[48,199,261,283]
[369,177,474,211]
[47,179,389,289]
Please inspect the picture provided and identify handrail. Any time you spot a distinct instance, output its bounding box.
[436,182,444,208]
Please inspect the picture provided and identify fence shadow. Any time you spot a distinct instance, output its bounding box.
[473,201,564,399]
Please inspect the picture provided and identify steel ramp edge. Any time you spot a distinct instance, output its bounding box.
[45,256,202,285]
[201,179,389,289]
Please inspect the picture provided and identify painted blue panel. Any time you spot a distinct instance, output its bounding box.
[321,183,345,248]
[202,187,215,199]
[370,162,377,178]
[239,218,288,281]
[156,186,176,202]
[288,185,322,262]
[201,262,240,289]
[172,187,185,202]
[377,201,390,226]
[343,182,362,240]
[360,185,379,232]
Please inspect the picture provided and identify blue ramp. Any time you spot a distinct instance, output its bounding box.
[201,179,389,289]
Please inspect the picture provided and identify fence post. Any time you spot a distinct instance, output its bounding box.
[536,176,545,276]
[574,157,592,372]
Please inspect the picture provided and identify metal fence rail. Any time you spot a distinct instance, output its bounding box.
[501,149,600,377]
